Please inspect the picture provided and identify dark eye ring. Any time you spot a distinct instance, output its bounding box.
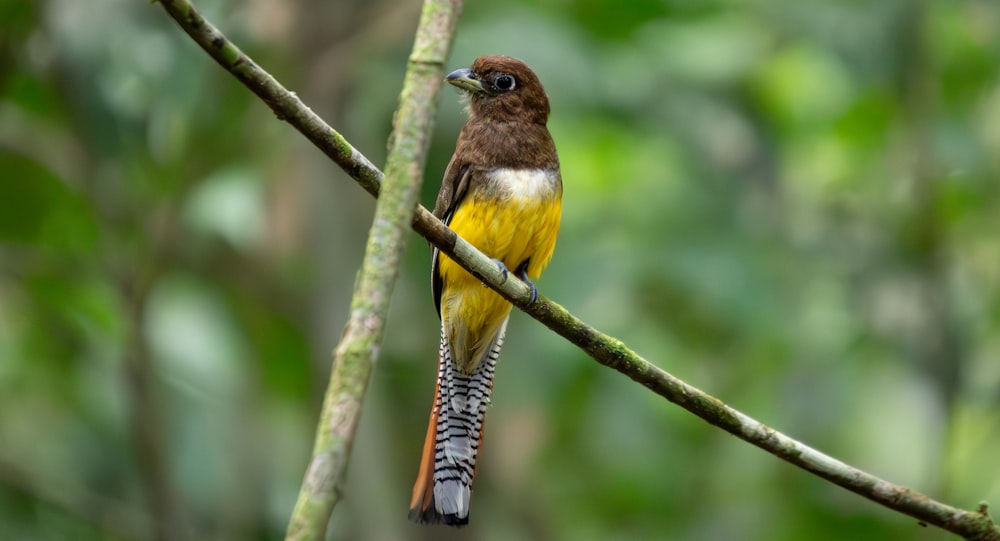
[494,74,515,91]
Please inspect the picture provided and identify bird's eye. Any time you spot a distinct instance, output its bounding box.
[494,74,515,91]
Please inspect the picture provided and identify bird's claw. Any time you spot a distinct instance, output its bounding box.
[516,262,539,305]
[488,259,539,305]
[491,258,509,284]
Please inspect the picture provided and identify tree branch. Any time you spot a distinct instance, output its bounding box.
[278,1,461,539]
[153,0,384,198]
[153,1,999,539]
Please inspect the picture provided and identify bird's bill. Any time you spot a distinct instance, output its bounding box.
[445,68,486,94]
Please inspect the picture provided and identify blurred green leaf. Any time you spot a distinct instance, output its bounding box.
[0,150,97,250]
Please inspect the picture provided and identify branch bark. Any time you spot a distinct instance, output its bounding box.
[278,1,461,539]
[153,1,999,539]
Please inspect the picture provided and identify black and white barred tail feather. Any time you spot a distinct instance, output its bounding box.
[408,319,506,526]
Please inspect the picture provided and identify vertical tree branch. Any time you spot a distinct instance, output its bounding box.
[281,1,461,540]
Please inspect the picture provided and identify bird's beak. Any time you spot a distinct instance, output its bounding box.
[445,68,486,95]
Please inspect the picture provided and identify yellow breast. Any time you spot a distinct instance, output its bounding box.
[438,168,562,373]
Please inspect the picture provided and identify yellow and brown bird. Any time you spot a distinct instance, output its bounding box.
[408,55,562,526]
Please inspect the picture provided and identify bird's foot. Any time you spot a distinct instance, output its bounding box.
[515,261,539,305]
[491,258,509,284]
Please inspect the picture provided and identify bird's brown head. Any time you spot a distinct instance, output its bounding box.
[446,56,550,125]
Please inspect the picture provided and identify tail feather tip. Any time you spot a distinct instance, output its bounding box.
[407,505,469,527]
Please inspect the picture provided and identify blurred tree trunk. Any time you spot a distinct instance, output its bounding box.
[897,0,964,496]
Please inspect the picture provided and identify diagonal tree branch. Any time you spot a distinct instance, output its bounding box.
[153,0,384,199]
[153,1,999,539]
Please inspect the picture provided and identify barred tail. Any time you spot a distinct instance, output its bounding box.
[408,320,505,526]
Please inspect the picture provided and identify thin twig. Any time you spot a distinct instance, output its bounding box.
[153,1,999,539]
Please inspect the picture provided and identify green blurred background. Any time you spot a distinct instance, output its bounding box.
[2,0,999,539]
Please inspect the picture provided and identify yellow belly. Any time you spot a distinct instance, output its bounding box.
[438,169,562,374]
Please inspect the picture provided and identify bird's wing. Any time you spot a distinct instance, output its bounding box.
[431,155,474,316]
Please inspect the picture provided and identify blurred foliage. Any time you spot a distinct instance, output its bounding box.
[1,0,999,540]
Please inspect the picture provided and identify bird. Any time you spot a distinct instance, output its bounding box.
[408,55,562,526]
